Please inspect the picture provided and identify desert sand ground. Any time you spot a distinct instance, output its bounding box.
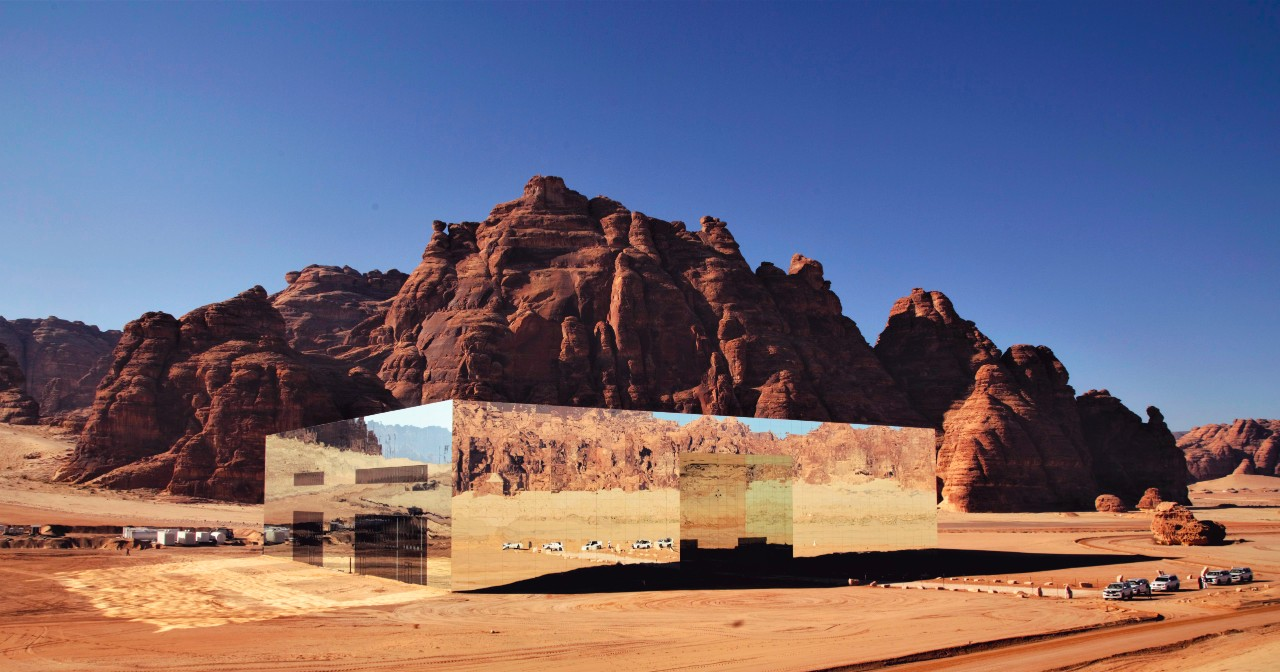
[2,424,1279,670]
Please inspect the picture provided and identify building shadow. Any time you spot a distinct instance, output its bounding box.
[468,547,1162,594]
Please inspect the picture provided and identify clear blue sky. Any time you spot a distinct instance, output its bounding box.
[1,2,1276,430]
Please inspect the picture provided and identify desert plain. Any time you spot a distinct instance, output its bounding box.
[3,423,1279,671]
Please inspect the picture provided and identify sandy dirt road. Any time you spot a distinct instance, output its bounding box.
[849,602,1280,672]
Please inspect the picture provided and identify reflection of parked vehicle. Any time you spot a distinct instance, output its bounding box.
[542,542,564,552]
[501,542,524,550]
[1127,578,1151,597]
[1152,574,1180,591]
[1230,567,1253,583]
[656,537,674,549]
[1103,583,1133,600]
[1205,570,1232,585]
[632,539,652,550]
[582,540,604,551]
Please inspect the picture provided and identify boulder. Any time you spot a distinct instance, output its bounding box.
[1136,487,1163,510]
[1095,494,1127,513]
[1151,504,1227,546]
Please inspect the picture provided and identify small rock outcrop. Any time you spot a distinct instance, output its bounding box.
[1179,419,1280,480]
[1137,487,1163,510]
[1077,390,1190,507]
[270,264,408,357]
[0,317,121,428]
[59,287,400,502]
[1095,494,1127,513]
[0,343,40,424]
[1151,502,1227,546]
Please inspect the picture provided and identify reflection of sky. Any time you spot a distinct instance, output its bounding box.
[366,400,452,430]
[652,411,887,437]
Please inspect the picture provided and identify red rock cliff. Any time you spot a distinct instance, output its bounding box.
[1178,419,1280,480]
[0,317,121,429]
[1076,390,1190,505]
[0,343,40,425]
[270,264,408,357]
[355,176,921,426]
[59,287,399,502]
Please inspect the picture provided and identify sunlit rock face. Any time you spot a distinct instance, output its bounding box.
[59,287,399,503]
[1179,419,1280,480]
[0,316,121,430]
[357,176,921,426]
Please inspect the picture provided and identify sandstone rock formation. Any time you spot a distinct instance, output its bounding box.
[453,402,935,495]
[58,287,400,502]
[1137,487,1163,510]
[1077,390,1189,506]
[352,176,920,427]
[270,265,408,357]
[276,416,383,456]
[0,317,121,428]
[1179,419,1280,480]
[1151,502,1226,546]
[0,343,40,424]
[1094,494,1126,513]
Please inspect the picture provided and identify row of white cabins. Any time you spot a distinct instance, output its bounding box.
[123,527,229,546]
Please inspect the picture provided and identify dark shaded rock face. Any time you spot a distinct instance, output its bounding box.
[58,287,400,503]
[270,264,408,357]
[1077,390,1190,507]
[356,176,921,426]
[0,343,40,425]
[1179,419,1280,480]
[0,317,121,429]
[1151,502,1226,546]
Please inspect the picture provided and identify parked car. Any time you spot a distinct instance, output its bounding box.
[501,541,524,550]
[1127,578,1152,597]
[1205,570,1232,585]
[542,541,564,552]
[582,540,604,551]
[1230,567,1254,583]
[656,537,675,549]
[632,539,652,550]
[1103,583,1133,600]
[1151,574,1180,591]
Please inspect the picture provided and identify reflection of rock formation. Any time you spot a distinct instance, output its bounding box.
[1179,419,1280,480]
[58,287,400,502]
[0,316,121,429]
[452,402,934,496]
[277,417,383,455]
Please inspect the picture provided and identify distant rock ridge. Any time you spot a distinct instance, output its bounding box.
[0,343,40,424]
[58,286,399,502]
[0,316,121,429]
[44,176,1193,511]
[276,416,383,456]
[1178,419,1280,481]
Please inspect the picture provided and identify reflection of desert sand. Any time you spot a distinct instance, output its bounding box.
[451,489,679,590]
[0,423,260,528]
[793,480,937,556]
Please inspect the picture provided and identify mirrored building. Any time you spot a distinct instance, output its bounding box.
[265,400,936,591]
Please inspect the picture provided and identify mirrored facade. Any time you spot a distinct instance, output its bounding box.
[265,401,936,591]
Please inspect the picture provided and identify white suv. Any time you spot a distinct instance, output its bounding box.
[542,541,564,552]
[632,539,652,550]
[582,540,604,551]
